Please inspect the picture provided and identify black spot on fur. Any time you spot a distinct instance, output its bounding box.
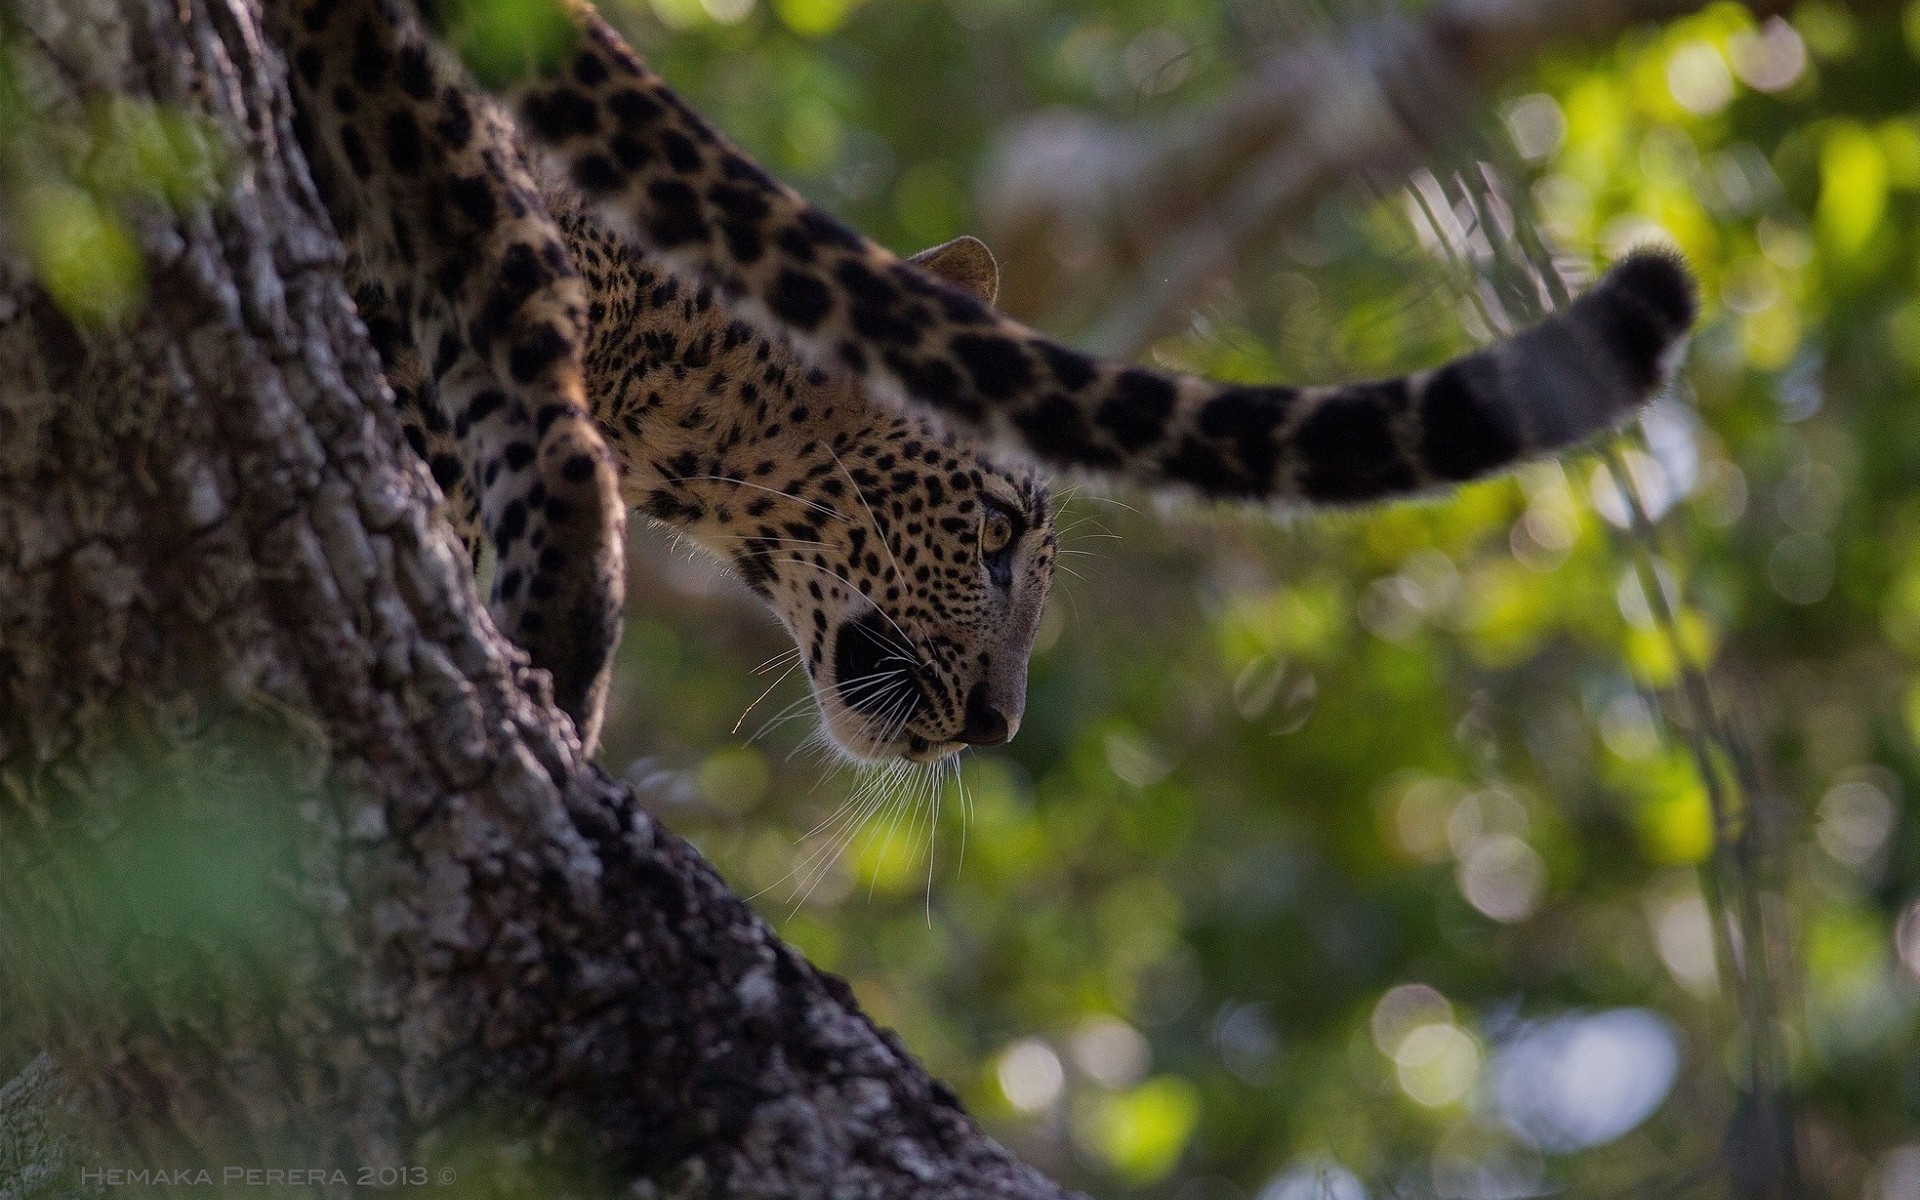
[1014,393,1113,467]
[479,242,552,340]
[733,544,775,593]
[523,87,600,141]
[721,153,779,190]
[711,185,770,264]
[435,88,474,150]
[1419,362,1519,482]
[661,129,703,171]
[397,42,433,100]
[573,50,609,87]
[448,175,497,229]
[339,125,372,178]
[1097,369,1176,450]
[645,179,706,248]
[776,226,816,264]
[610,133,651,172]
[510,325,571,383]
[840,261,918,346]
[384,110,424,174]
[798,208,862,252]
[497,500,528,546]
[1039,342,1098,392]
[1298,384,1417,501]
[886,351,976,421]
[770,269,832,331]
[466,390,506,425]
[351,19,389,90]
[573,154,625,194]
[949,334,1032,400]
[608,87,664,125]
[1160,437,1238,493]
[300,0,338,33]
[1198,386,1291,484]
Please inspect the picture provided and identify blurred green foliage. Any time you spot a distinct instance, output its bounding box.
[1,732,309,1037]
[591,0,1920,1194]
[437,0,579,86]
[0,22,223,325]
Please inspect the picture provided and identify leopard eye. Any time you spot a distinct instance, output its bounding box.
[980,505,1015,557]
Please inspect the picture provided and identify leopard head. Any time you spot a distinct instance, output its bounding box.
[613,236,1055,762]
[750,239,1054,762]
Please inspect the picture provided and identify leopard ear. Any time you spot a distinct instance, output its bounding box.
[908,235,999,307]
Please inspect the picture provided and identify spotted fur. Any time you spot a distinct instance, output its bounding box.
[268,0,1697,761]
[268,0,626,749]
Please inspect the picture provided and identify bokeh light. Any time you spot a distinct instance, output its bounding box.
[1491,1009,1681,1151]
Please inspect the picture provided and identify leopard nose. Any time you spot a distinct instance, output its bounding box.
[959,681,1011,746]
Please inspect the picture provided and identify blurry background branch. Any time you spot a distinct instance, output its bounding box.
[977,0,1876,353]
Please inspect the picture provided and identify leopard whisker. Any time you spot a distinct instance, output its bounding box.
[1082,494,1145,517]
[791,755,900,844]
[667,474,849,523]
[752,756,902,904]
[732,654,803,734]
[922,760,943,926]
[768,558,923,661]
[749,671,911,744]
[786,737,915,911]
[862,762,918,902]
[953,758,973,880]
[750,646,801,675]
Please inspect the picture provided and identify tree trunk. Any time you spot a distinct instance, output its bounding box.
[0,2,1074,1194]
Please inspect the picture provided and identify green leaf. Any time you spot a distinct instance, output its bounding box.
[1076,1075,1201,1183]
[20,182,144,325]
[1818,121,1886,260]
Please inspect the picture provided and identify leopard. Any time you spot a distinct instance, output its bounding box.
[566,207,1052,761]
[264,0,1697,765]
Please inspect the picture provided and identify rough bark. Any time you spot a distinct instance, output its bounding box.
[0,1056,86,1200]
[0,1,1073,1195]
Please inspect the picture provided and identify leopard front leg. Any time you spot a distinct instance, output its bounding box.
[268,0,626,749]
